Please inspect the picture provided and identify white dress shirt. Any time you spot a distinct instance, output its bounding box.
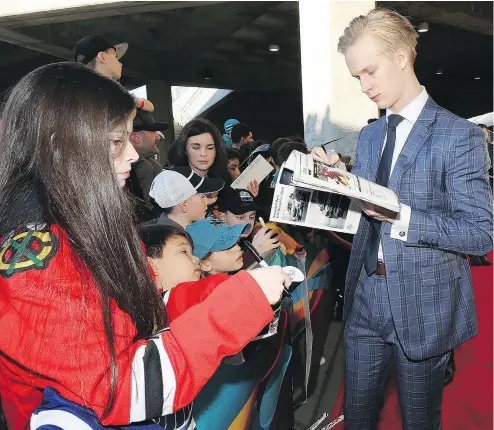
[378,86,429,262]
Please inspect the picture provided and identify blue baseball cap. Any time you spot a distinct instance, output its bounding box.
[224,119,239,134]
[186,217,250,259]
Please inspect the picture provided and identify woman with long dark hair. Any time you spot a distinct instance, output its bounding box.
[0,63,289,429]
[168,118,230,183]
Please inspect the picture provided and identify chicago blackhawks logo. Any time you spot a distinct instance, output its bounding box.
[0,225,59,278]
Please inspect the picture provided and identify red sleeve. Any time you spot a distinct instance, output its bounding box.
[162,271,273,412]
[0,227,273,427]
[165,274,229,321]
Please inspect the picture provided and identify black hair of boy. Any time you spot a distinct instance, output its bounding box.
[284,135,305,145]
[139,224,193,259]
[271,137,292,148]
[231,123,252,144]
[276,142,309,167]
[270,138,292,164]
[227,148,240,161]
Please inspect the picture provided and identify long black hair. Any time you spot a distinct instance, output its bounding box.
[168,117,230,183]
[0,62,166,416]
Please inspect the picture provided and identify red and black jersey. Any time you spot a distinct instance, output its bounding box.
[0,224,274,429]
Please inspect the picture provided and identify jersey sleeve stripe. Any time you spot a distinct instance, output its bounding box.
[143,340,164,419]
[151,336,177,416]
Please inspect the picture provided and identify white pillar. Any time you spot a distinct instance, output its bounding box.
[299,1,377,158]
[146,80,175,165]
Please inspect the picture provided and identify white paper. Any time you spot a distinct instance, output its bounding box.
[269,164,361,234]
[231,155,274,190]
[290,151,400,213]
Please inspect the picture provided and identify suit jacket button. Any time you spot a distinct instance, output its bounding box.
[399,231,405,237]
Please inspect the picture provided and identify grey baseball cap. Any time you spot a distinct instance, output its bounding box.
[149,170,197,208]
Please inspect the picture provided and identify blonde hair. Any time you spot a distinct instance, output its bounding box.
[337,8,419,63]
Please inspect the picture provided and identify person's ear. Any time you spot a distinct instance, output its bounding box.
[178,200,188,213]
[218,212,227,222]
[396,47,408,70]
[97,51,107,64]
[130,132,140,145]
[199,259,212,273]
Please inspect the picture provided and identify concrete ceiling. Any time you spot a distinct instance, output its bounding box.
[385,1,493,36]
[0,1,302,91]
[0,1,491,117]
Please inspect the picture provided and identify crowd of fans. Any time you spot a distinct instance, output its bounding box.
[0,31,347,430]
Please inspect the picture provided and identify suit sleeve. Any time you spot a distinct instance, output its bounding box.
[0,269,273,426]
[405,124,493,255]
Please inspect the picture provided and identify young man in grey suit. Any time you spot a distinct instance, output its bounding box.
[337,9,493,430]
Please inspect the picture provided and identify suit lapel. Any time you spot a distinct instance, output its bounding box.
[388,97,438,192]
[368,119,386,181]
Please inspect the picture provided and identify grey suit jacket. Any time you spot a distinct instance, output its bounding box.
[345,97,493,360]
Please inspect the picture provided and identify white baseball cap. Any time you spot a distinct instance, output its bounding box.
[149,170,197,208]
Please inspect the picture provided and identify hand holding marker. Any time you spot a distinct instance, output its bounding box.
[258,218,304,282]
[245,219,305,295]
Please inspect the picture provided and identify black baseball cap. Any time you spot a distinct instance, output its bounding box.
[133,110,169,132]
[74,34,128,65]
[218,187,260,215]
[170,167,224,194]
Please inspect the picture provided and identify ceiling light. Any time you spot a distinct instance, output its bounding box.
[474,76,481,80]
[203,69,212,80]
[436,70,443,75]
[269,44,280,52]
[417,22,429,33]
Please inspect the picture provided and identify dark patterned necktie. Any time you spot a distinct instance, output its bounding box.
[364,114,404,275]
